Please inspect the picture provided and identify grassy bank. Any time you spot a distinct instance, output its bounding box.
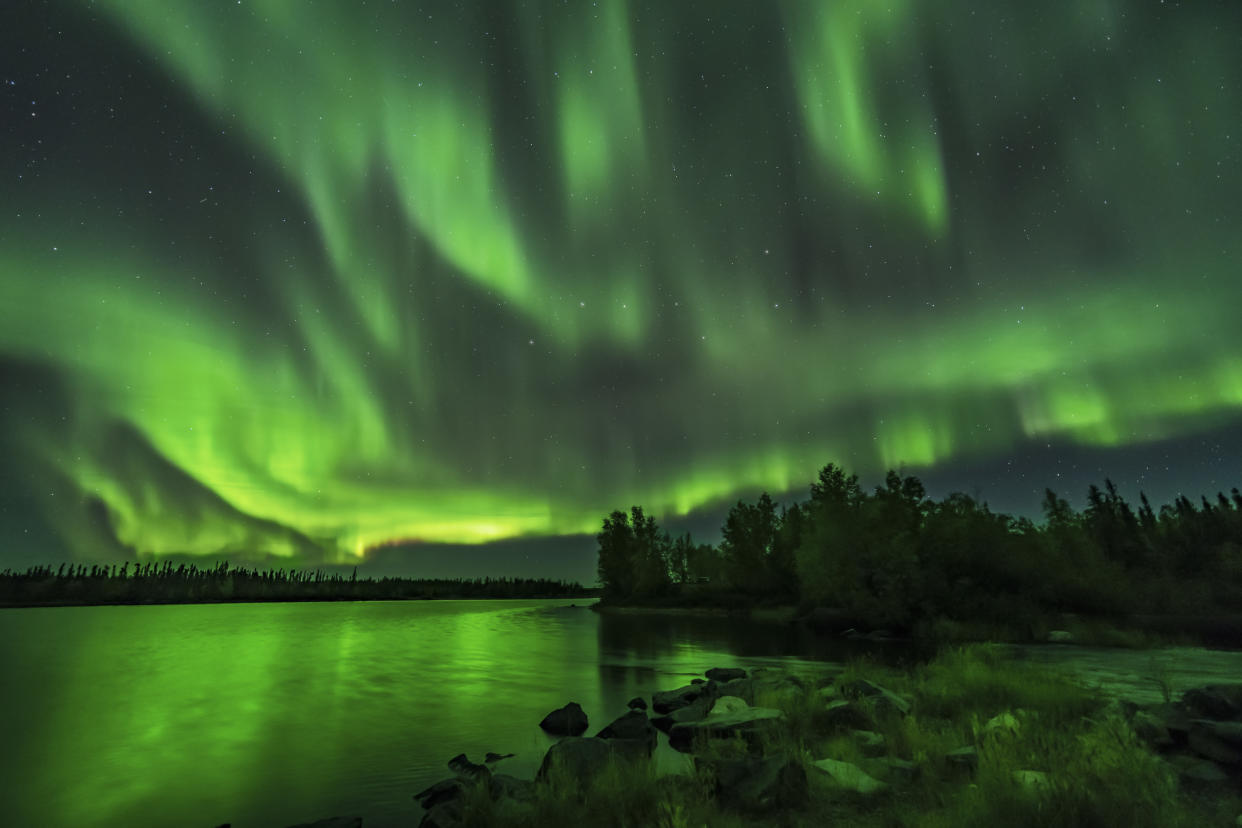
[446,645,1241,827]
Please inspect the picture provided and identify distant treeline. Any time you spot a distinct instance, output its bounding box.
[597,464,1242,632]
[0,560,591,607]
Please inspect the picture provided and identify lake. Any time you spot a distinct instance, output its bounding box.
[0,599,885,827]
[3,600,1240,827]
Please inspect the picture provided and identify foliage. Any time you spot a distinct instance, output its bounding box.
[0,561,589,606]
[597,463,1242,638]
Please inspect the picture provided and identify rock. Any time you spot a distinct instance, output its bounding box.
[1167,754,1231,788]
[447,753,490,783]
[1147,702,1192,746]
[984,712,1021,737]
[823,699,874,730]
[489,773,535,803]
[1131,711,1174,749]
[484,752,515,764]
[652,693,715,734]
[710,696,751,718]
[945,746,979,771]
[1012,770,1049,792]
[811,758,888,794]
[840,679,910,716]
[869,756,919,783]
[652,683,710,714]
[536,737,616,789]
[626,697,648,711]
[1189,721,1242,765]
[596,710,658,757]
[1198,719,1242,747]
[706,667,748,682]
[418,799,462,828]
[1047,630,1074,643]
[667,706,784,753]
[850,729,886,756]
[286,820,363,828]
[750,672,805,709]
[414,778,464,810]
[697,752,808,812]
[1182,685,1242,721]
[716,677,755,704]
[539,701,589,736]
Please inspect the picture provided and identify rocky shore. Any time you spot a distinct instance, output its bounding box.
[255,652,1242,827]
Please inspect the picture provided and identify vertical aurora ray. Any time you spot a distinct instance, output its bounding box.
[0,1,1238,565]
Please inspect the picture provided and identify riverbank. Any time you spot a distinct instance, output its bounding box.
[410,644,1242,827]
[594,599,1220,650]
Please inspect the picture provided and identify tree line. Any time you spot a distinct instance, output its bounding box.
[596,464,1242,629]
[0,560,590,606]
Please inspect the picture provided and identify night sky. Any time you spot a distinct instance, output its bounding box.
[2,1,1240,582]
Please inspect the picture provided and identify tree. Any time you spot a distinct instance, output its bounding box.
[720,493,784,594]
[597,510,636,600]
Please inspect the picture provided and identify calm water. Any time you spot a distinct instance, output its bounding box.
[6,601,1240,828]
[0,599,878,828]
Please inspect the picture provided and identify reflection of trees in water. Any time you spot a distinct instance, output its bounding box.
[596,610,894,663]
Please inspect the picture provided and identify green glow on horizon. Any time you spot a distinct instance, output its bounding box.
[1,1,1239,563]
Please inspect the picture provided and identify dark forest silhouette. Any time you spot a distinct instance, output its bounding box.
[597,464,1242,634]
[0,560,589,607]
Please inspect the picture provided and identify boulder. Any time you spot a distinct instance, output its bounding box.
[750,671,805,709]
[668,706,784,753]
[697,752,808,812]
[418,800,462,828]
[539,701,589,736]
[1012,770,1050,792]
[1147,702,1192,746]
[983,712,1021,737]
[414,778,464,810]
[811,758,888,794]
[596,710,658,757]
[868,756,919,783]
[850,729,886,756]
[652,683,710,714]
[536,737,615,789]
[1182,685,1242,721]
[716,678,755,704]
[709,696,751,718]
[447,753,490,783]
[489,773,535,803]
[840,679,910,716]
[1189,721,1242,765]
[286,820,363,828]
[1131,711,1173,749]
[652,693,715,733]
[823,699,875,731]
[626,697,648,711]
[945,746,979,771]
[705,667,748,682]
[1167,754,1231,788]
[1198,719,1242,747]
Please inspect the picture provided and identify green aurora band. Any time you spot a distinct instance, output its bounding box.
[1,1,1239,564]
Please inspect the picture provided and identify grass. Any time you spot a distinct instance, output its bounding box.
[914,614,1196,648]
[441,645,1241,827]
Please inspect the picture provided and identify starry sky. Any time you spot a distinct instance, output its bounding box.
[2,1,1240,581]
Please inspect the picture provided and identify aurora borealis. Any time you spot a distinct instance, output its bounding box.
[2,1,1240,576]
